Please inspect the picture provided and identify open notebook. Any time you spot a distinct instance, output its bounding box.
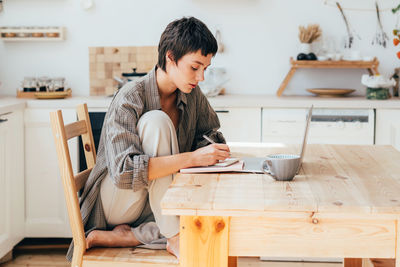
[180,158,244,174]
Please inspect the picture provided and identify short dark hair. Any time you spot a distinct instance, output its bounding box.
[157,17,218,71]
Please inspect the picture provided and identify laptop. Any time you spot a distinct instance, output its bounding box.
[240,105,313,174]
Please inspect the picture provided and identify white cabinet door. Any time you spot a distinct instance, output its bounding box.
[376,109,400,151]
[214,107,261,142]
[24,108,77,237]
[262,108,307,144]
[0,110,24,259]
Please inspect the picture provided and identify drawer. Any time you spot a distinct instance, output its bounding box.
[214,107,261,142]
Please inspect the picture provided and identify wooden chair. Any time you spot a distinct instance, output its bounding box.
[50,103,178,267]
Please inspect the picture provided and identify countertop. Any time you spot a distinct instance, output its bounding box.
[0,98,26,115]
[1,95,400,112]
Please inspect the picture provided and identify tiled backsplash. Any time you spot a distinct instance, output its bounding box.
[89,46,157,96]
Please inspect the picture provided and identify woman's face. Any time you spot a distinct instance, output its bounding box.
[167,50,212,94]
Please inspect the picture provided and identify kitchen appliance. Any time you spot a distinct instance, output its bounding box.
[114,68,147,89]
[262,108,375,145]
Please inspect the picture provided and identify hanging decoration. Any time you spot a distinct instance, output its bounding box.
[325,0,393,12]
[336,2,361,49]
[392,3,400,59]
[372,2,389,48]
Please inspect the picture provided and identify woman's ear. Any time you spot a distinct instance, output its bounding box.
[166,51,175,64]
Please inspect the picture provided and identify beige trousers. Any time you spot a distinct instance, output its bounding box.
[100,110,180,238]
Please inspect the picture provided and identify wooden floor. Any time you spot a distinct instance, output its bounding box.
[0,249,342,267]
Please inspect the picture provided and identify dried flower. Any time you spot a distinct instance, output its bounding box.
[298,24,322,44]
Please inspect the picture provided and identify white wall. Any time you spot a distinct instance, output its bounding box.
[0,0,398,96]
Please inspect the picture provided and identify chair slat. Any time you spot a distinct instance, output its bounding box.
[77,104,96,169]
[65,120,87,140]
[74,168,92,192]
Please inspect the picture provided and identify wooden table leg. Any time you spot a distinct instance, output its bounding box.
[228,256,237,267]
[344,258,362,267]
[180,216,230,267]
[396,219,400,267]
[367,68,374,76]
[276,67,297,97]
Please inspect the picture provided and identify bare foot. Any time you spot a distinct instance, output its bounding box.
[166,234,179,259]
[86,224,142,249]
[370,259,395,267]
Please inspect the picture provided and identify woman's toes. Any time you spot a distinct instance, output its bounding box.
[86,231,97,249]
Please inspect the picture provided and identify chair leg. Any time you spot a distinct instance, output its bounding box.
[71,247,85,267]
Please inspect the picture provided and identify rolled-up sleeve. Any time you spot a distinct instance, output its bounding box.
[105,96,149,191]
[192,88,226,150]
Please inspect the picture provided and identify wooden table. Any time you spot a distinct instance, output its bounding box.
[161,144,400,267]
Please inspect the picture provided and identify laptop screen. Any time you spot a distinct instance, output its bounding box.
[297,105,313,173]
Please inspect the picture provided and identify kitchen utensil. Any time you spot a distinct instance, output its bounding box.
[307,88,355,97]
[215,29,224,53]
[198,67,229,97]
[114,68,147,89]
[122,68,147,78]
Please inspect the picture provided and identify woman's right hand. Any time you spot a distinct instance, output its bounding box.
[190,144,230,167]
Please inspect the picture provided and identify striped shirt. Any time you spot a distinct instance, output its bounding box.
[66,66,225,261]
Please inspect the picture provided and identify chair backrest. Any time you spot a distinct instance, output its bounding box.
[50,103,96,266]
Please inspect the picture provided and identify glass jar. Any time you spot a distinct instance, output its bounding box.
[22,77,37,92]
[38,76,51,92]
[52,77,65,91]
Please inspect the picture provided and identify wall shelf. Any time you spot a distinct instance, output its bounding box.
[277,57,380,96]
[0,27,65,41]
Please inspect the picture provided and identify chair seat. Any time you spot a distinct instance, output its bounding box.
[82,247,179,267]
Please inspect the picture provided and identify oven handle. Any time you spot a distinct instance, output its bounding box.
[311,115,369,123]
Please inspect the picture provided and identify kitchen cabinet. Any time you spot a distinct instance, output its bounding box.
[262,108,374,145]
[0,110,24,259]
[24,108,77,237]
[375,109,400,151]
[214,107,261,142]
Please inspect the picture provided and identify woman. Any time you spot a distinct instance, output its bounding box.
[66,16,229,261]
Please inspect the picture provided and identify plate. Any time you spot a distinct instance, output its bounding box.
[34,89,71,99]
[307,88,356,97]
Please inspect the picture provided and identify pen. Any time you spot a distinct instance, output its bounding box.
[202,134,215,144]
[203,135,232,156]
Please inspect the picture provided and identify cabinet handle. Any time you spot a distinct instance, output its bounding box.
[0,118,8,123]
[277,120,297,123]
[0,111,12,117]
[215,110,229,113]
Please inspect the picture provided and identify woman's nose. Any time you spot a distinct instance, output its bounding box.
[196,71,205,82]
